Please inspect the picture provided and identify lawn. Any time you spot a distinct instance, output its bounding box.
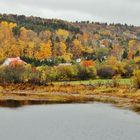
[53,78,132,85]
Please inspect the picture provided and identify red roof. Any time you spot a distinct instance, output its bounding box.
[3,57,27,66]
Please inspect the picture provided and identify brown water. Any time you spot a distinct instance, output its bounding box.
[0,103,140,140]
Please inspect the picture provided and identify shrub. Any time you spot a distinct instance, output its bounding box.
[45,67,58,82]
[0,64,26,83]
[122,65,133,78]
[57,65,78,81]
[132,70,140,89]
[77,66,96,80]
[26,66,48,85]
[97,66,116,79]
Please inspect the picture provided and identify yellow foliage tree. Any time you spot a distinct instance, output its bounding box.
[35,40,52,60]
[59,42,67,56]
[56,29,69,42]
[53,42,67,57]
[0,48,5,62]
[20,27,30,41]
[72,39,84,58]
[7,44,20,57]
[128,40,137,59]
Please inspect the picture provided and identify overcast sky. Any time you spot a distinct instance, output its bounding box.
[0,0,139,26]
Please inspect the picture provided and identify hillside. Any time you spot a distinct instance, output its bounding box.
[0,14,81,33]
[1,13,140,84]
[0,13,140,66]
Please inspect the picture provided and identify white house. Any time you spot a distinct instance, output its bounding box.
[76,58,81,63]
[58,63,72,66]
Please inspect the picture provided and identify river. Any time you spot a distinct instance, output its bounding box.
[0,103,140,140]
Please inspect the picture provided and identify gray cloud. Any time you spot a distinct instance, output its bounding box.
[0,0,140,26]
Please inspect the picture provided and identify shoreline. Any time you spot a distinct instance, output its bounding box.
[0,83,140,113]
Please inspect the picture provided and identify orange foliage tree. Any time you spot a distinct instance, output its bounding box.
[81,60,95,67]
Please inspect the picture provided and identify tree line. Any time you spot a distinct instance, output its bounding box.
[0,14,140,84]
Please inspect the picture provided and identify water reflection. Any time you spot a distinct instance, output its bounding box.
[0,100,86,108]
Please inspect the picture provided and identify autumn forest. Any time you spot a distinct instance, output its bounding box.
[0,14,140,85]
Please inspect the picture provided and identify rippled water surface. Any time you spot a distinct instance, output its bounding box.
[0,103,140,140]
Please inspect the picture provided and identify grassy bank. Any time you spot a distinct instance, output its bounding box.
[53,79,131,85]
[0,80,140,113]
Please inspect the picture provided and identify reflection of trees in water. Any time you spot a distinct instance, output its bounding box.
[0,100,48,108]
[0,100,78,108]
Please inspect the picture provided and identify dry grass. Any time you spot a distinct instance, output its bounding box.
[0,83,140,112]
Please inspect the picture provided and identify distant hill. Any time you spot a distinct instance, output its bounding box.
[1,13,140,38]
[0,14,81,33]
[0,13,140,66]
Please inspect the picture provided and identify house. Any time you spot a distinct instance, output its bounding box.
[2,57,27,66]
[58,63,72,66]
[76,58,81,63]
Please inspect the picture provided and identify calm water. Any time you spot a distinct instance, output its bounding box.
[0,103,140,140]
